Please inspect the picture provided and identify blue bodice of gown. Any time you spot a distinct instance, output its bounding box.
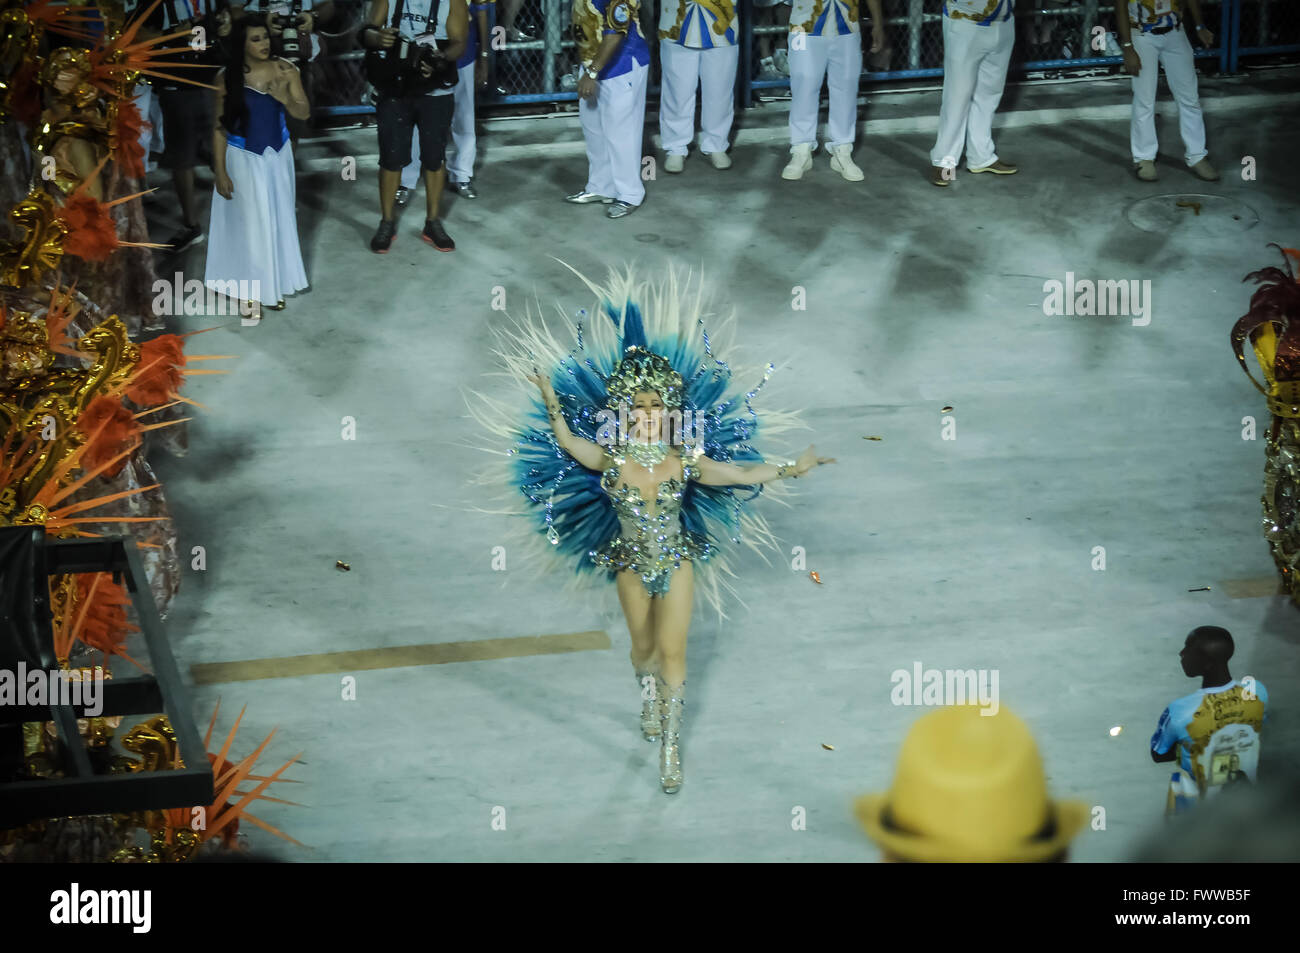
[226,87,289,154]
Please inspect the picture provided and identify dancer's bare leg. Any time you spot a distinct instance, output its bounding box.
[654,562,693,687]
[617,570,658,671]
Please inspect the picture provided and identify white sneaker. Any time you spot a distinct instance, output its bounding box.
[704,151,731,170]
[664,153,685,173]
[829,144,864,182]
[757,55,781,81]
[773,49,790,76]
[782,144,813,180]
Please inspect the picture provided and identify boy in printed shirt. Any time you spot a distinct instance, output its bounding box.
[1116,0,1220,182]
[1151,626,1267,815]
[782,0,884,182]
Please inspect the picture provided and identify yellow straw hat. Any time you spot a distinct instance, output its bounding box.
[855,705,1088,862]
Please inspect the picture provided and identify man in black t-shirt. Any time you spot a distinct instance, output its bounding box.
[360,0,467,254]
[141,0,231,252]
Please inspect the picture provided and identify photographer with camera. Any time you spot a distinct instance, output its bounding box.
[143,0,234,252]
[234,0,334,133]
[360,0,468,254]
[396,0,492,206]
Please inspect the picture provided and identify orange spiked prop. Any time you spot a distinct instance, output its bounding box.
[40,283,89,358]
[50,571,144,668]
[22,1,104,42]
[159,702,307,852]
[87,0,222,96]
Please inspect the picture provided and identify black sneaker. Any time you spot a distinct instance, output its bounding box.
[421,218,454,252]
[166,224,202,253]
[370,219,397,253]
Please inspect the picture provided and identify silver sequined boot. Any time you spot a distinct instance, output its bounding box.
[636,669,660,741]
[656,675,686,793]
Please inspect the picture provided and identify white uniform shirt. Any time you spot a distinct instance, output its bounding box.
[658,0,737,48]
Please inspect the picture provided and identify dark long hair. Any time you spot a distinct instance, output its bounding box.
[220,16,263,137]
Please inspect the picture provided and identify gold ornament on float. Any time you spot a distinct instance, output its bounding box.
[1231,245,1300,605]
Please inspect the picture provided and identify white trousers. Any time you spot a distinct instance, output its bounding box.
[580,61,649,205]
[1130,28,1207,166]
[134,83,164,171]
[206,143,308,304]
[930,16,1014,169]
[401,63,477,189]
[658,41,739,155]
[788,32,862,149]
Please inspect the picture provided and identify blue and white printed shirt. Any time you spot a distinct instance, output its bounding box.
[1127,0,1182,33]
[942,0,1013,25]
[659,0,736,48]
[790,0,858,36]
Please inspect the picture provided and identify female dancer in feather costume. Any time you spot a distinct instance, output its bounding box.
[472,266,834,793]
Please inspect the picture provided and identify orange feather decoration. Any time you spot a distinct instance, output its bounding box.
[50,570,142,667]
[77,395,142,479]
[112,99,149,180]
[56,192,121,261]
[125,334,186,406]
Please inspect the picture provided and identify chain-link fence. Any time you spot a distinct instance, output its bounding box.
[1233,0,1300,69]
[309,0,1297,116]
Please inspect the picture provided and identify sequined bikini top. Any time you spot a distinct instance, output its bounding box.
[601,450,702,524]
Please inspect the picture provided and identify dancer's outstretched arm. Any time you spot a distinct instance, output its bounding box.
[526,370,611,471]
[695,445,836,487]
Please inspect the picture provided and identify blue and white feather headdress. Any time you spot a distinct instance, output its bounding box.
[466,263,807,619]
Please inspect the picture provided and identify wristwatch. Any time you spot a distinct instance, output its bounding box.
[1121,41,1133,48]
[584,64,599,80]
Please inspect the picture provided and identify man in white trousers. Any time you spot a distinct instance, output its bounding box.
[929,0,1017,188]
[782,0,884,182]
[397,0,493,205]
[568,0,650,218]
[659,0,739,172]
[1116,0,1219,183]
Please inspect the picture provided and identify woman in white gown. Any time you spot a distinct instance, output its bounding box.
[205,20,310,314]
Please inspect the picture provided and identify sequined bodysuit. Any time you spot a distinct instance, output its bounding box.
[590,451,714,595]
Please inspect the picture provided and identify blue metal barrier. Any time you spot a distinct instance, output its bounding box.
[313,0,1297,118]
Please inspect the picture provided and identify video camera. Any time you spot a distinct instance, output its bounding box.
[273,0,306,60]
